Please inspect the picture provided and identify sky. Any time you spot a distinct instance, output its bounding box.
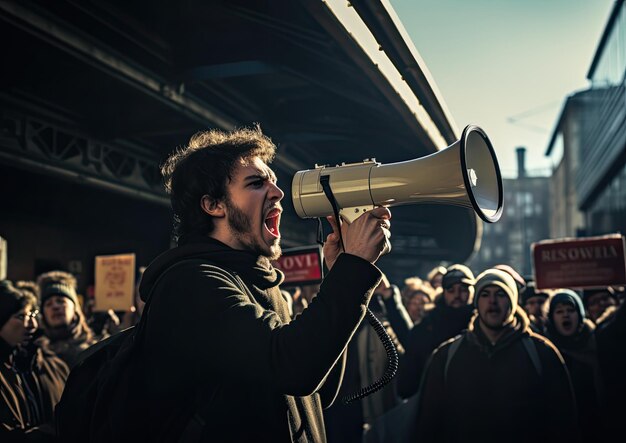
[390,0,615,178]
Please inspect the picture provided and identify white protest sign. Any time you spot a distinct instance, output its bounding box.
[94,253,135,311]
[0,237,6,280]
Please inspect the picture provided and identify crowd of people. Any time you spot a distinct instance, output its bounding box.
[1,125,625,442]
[0,270,143,441]
[356,263,625,443]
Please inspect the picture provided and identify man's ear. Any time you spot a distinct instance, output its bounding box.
[200,195,225,217]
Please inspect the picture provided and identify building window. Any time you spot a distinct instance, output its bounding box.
[506,205,515,217]
[482,247,491,261]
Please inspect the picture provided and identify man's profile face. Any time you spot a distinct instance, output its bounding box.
[443,283,470,308]
[0,307,38,347]
[223,156,284,260]
[477,285,511,329]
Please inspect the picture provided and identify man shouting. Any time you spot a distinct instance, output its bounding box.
[105,126,392,442]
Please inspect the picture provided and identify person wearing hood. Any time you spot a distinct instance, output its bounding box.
[414,269,579,443]
[545,289,608,442]
[397,263,475,399]
[0,280,69,440]
[99,126,392,442]
[582,287,618,324]
[520,281,550,335]
[36,271,96,369]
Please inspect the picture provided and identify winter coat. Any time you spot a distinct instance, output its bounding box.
[0,336,69,440]
[100,236,382,442]
[40,312,97,369]
[415,307,580,443]
[397,297,474,399]
[324,288,412,442]
[595,301,626,438]
[545,318,606,442]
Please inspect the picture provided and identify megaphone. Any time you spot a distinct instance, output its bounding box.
[291,124,503,223]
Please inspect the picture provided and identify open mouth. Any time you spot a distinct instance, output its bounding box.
[264,208,281,238]
[562,320,573,329]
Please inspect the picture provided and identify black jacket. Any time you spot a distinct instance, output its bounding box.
[397,298,474,399]
[0,336,69,441]
[106,237,382,442]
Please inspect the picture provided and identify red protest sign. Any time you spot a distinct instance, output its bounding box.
[273,245,324,286]
[532,234,626,290]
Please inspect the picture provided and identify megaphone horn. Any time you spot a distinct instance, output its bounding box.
[291,125,503,224]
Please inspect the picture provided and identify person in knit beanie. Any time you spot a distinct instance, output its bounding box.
[398,263,475,399]
[520,281,550,334]
[546,289,608,442]
[36,270,96,368]
[473,268,519,333]
[0,280,69,438]
[414,269,580,442]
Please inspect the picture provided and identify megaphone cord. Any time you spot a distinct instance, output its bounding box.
[318,174,399,404]
[341,309,400,404]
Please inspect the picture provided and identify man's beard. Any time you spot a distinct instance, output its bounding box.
[225,198,282,260]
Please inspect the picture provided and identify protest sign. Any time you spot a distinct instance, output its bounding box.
[272,245,324,286]
[532,234,626,290]
[94,253,136,311]
[0,236,6,280]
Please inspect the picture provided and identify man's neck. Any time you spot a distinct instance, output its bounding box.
[478,320,507,345]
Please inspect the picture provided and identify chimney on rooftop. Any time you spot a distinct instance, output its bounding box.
[516,146,527,179]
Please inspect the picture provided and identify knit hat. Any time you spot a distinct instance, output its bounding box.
[0,280,29,328]
[520,281,549,306]
[474,269,519,323]
[441,264,475,290]
[40,282,79,308]
[493,264,526,292]
[549,289,585,322]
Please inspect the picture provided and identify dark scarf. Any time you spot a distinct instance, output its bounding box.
[146,235,288,321]
[466,306,531,356]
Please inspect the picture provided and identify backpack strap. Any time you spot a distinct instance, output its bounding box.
[442,335,541,386]
[444,335,464,384]
[522,336,542,377]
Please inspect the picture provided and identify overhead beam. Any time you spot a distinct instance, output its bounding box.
[0,0,237,130]
[184,61,278,81]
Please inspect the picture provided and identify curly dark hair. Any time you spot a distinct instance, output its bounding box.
[161,124,276,242]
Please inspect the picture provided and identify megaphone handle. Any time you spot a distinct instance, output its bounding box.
[319,174,399,403]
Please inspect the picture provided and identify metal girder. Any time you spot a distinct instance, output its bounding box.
[0,106,168,205]
[0,0,237,130]
[184,61,278,81]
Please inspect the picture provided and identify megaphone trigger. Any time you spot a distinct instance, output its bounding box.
[339,205,376,224]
